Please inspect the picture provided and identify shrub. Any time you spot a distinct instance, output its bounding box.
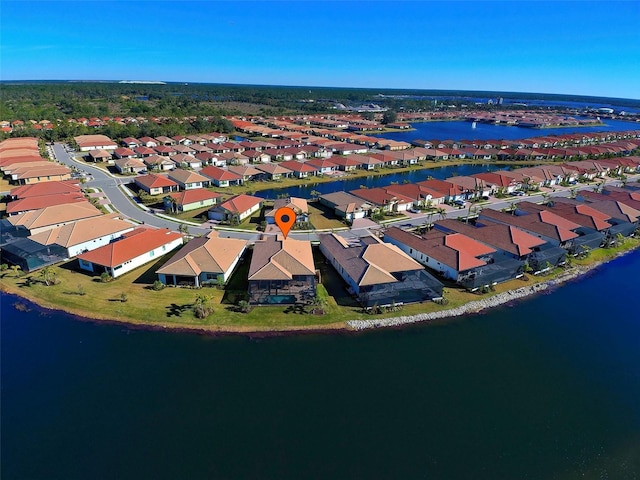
[152,280,166,291]
[100,272,112,283]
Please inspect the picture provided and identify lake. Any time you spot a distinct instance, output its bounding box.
[370,118,640,143]
[253,118,639,200]
[255,163,489,199]
[2,249,640,479]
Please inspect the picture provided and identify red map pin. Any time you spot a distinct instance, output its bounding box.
[274,207,296,239]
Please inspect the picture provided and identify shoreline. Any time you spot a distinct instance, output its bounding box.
[346,250,632,331]
[3,245,637,337]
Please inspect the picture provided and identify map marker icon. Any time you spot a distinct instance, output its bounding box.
[274,207,296,239]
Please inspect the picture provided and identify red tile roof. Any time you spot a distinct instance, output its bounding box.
[135,173,178,189]
[78,228,182,268]
[217,194,263,214]
[200,166,242,181]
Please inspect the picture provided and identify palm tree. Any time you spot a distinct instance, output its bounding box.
[9,265,21,277]
[437,207,447,221]
[193,293,214,319]
[465,205,479,224]
[425,211,435,230]
[178,223,189,236]
[593,180,604,193]
[540,192,551,206]
[39,266,57,286]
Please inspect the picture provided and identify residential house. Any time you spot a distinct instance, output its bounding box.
[156,231,247,286]
[6,192,86,216]
[74,134,118,152]
[265,197,309,224]
[77,227,183,278]
[200,166,243,187]
[384,226,524,290]
[227,165,264,183]
[167,169,209,190]
[163,189,221,213]
[478,207,582,259]
[208,194,263,222]
[349,187,413,213]
[318,233,443,307]
[114,147,136,159]
[433,218,550,272]
[8,201,103,235]
[307,158,338,174]
[471,172,519,194]
[134,174,179,196]
[330,155,360,172]
[9,180,81,200]
[170,153,202,169]
[280,160,319,178]
[88,149,113,163]
[114,157,146,174]
[29,213,135,258]
[143,154,176,171]
[319,191,372,222]
[447,176,492,199]
[383,183,446,209]
[247,235,316,305]
[254,163,293,180]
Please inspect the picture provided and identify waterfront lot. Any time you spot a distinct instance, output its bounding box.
[4,236,638,332]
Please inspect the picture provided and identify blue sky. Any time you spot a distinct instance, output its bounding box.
[2,1,639,99]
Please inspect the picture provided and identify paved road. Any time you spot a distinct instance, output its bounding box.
[51,143,262,239]
[50,142,635,242]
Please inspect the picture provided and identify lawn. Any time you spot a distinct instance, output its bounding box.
[307,202,346,230]
[2,238,638,333]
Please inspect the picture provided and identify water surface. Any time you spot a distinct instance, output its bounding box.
[2,250,640,479]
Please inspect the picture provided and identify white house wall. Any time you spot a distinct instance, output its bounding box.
[109,237,183,278]
[67,227,135,258]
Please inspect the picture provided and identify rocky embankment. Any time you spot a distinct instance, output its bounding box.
[346,265,596,331]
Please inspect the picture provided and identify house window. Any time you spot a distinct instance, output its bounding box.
[150,250,155,258]
[162,245,166,251]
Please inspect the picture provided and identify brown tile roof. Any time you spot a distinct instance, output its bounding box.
[29,214,134,248]
[254,163,293,175]
[8,201,102,231]
[74,134,117,149]
[156,232,247,277]
[167,169,209,184]
[319,233,423,287]
[78,228,182,268]
[227,165,263,177]
[166,189,221,205]
[248,235,315,280]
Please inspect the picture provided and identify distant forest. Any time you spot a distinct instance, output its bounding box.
[2,81,639,141]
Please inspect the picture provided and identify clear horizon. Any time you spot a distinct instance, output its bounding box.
[2,1,639,100]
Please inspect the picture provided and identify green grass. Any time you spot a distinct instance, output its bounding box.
[307,202,346,230]
[2,238,638,332]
